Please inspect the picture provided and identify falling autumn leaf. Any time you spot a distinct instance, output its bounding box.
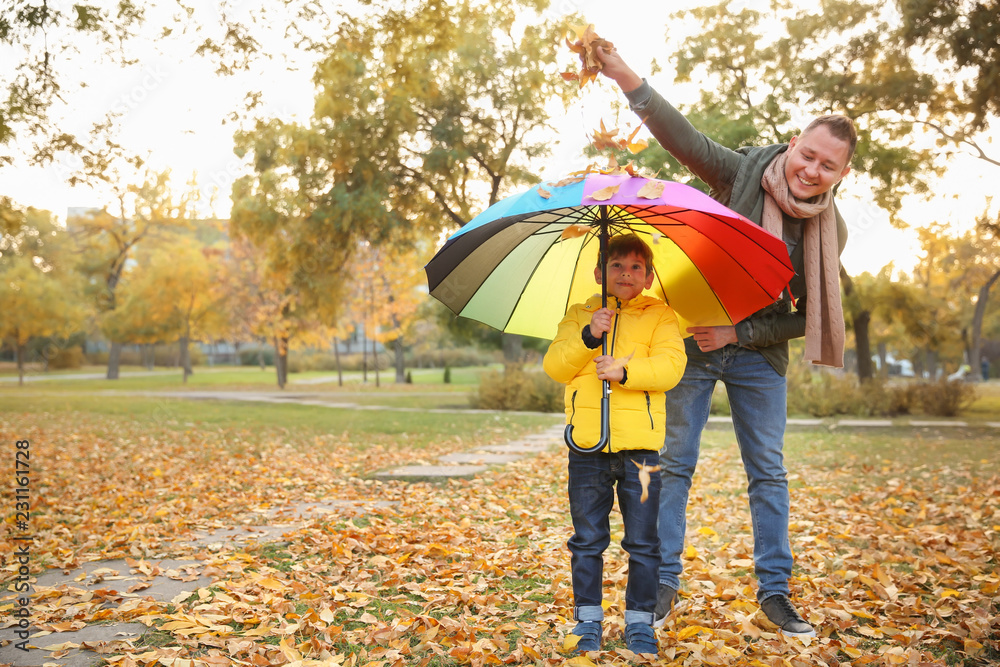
[625,125,649,153]
[607,349,635,373]
[591,119,621,151]
[561,224,592,240]
[632,459,660,503]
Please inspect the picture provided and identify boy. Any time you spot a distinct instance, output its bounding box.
[543,233,687,655]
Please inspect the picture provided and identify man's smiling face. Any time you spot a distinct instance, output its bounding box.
[783,125,852,200]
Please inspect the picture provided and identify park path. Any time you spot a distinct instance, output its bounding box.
[117,388,1000,428]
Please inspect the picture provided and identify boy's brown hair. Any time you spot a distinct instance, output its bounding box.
[603,233,654,276]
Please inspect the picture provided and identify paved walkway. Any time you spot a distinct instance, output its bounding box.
[107,389,1000,428]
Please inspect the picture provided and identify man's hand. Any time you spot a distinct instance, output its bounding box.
[595,45,643,92]
[594,355,625,383]
[687,325,737,352]
[590,307,614,338]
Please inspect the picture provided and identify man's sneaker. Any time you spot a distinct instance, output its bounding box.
[624,622,658,655]
[760,595,816,637]
[570,621,602,652]
[652,583,678,628]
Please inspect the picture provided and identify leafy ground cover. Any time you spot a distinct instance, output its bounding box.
[1,385,998,666]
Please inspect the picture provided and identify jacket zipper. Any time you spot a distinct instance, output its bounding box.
[645,392,653,429]
[569,390,577,425]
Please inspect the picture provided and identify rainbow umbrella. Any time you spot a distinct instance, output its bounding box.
[425,172,793,452]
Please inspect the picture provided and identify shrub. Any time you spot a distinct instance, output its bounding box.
[912,379,977,417]
[48,347,84,369]
[785,363,976,418]
[471,364,562,412]
[240,348,273,366]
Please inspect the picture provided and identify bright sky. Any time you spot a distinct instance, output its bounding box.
[0,0,994,277]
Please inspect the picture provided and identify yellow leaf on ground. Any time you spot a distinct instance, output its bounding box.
[677,625,709,640]
[564,656,598,666]
[562,633,582,651]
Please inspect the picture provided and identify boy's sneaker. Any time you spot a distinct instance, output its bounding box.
[624,622,658,655]
[570,621,602,652]
[760,595,816,637]
[652,583,678,628]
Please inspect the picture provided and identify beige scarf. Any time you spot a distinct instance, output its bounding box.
[761,151,845,368]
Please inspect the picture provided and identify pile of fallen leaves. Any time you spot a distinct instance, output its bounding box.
[2,412,999,666]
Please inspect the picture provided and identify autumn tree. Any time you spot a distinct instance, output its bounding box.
[0,257,84,385]
[230,118,369,388]
[346,240,427,385]
[109,238,230,382]
[72,168,198,379]
[0,205,85,381]
[308,0,578,361]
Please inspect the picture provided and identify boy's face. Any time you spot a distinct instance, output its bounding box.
[784,125,852,200]
[594,251,653,301]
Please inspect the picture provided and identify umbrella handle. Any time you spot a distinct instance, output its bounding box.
[564,379,611,454]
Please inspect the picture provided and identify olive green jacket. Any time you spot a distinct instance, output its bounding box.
[629,84,848,376]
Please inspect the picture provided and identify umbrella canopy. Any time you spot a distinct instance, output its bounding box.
[425,172,793,341]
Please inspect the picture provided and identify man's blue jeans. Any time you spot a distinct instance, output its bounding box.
[658,339,792,601]
[568,449,660,626]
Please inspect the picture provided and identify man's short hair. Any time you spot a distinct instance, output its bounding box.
[603,233,654,276]
[802,115,858,166]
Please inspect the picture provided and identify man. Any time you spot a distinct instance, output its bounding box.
[597,45,855,638]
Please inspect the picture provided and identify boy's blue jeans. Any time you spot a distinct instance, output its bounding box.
[568,448,660,626]
[658,339,793,601]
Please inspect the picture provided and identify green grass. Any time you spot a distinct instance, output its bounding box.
[0,391,559,445]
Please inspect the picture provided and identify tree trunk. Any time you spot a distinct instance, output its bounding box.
[971,269,1000,381]
[180,335,192,383]
[259,338,267,370]
[373,337,380,388]
[16,339,24,387]
[926,349,939,379]
[334,338,343,387]
[275,335,288,389]
[877,342,887,376]
[362,324,369,383]
[394,337,406,384]
[107,341,122,379]
[502,333,523,363]
[854,309,873,381]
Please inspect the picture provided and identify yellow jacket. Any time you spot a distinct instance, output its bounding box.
[543,294,687,452]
